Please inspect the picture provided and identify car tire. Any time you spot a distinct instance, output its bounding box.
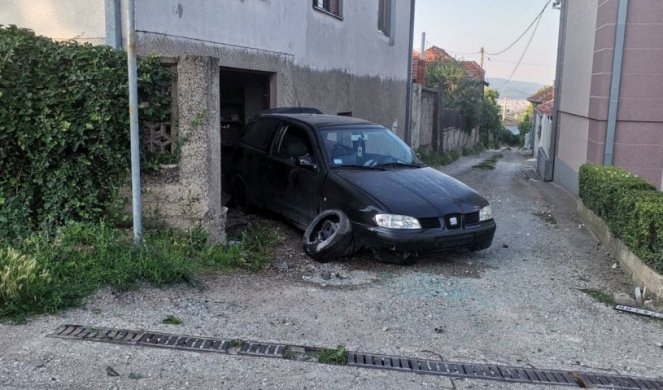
[372,249,414,265]
[232,176,255,214]
[303,209,353,262]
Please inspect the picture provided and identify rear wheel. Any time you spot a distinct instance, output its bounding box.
[303,209,353,262]
[232,176,254,213]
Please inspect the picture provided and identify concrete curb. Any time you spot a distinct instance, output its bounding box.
[576,199,663,302]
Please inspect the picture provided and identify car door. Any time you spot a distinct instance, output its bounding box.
[234,118,283,207]
[264,122,327,228]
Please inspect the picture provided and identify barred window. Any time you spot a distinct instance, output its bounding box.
[378,0,392,36]
[313,0,342,18]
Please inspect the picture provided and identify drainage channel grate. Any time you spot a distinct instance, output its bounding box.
[348,351,663,389]
[50,325,663,389]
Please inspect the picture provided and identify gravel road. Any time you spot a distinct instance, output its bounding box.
[1,149,662,389]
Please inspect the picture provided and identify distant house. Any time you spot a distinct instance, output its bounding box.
[412,46,486,86]
[552,0,663,192]
[527,87,554,164]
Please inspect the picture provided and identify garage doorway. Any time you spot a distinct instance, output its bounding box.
[220,67,273,205]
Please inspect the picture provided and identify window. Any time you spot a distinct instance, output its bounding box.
[276,126,314,162]
[378,0,392,37]
[241,119,281,152]
[313,0,342,18]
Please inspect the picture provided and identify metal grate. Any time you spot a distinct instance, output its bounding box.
[50,325,230,354]
[50,325,663,389]
[239,341,287,358]
[348,351,663,389]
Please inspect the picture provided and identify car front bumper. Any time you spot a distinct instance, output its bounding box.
[352,220,496,253]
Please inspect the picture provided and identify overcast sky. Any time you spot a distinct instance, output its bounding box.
[414,0,560,88]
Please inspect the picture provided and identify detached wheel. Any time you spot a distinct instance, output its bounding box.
[372,249,414,265]
[232,176,254,213]
[303,209,353,262]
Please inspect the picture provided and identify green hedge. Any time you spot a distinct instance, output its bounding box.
[0,25,171,241]
[579,164,663,273]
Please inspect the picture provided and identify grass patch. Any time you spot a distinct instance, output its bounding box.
[0,221,281,321]
[532,211,557,225]
[580,288,615,306]
[417,144,484,167]
[317,345,348,365]
[229,338,244,349]
[472,153,503,170]
[162,315,182,325]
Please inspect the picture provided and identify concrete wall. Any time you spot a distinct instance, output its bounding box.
[134,0,411,134]
[0,0,106,43]
[419,89,436,148]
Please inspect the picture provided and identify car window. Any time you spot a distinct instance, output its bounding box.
[321,126,421,167]
[275,126,314,162]
[240,118,281,152]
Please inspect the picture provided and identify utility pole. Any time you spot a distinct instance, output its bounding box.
[126,0,143,243]
[421,32,426,59]
[480,47,485,69]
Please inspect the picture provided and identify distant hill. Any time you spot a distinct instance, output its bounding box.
[486,78,547,100]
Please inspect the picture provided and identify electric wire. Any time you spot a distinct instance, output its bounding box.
[485,0,552,56]
[498,8,545,91]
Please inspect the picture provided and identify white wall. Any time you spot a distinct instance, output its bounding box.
[558,0,598,117]
[135,0,411,80]
[0,0,106,43]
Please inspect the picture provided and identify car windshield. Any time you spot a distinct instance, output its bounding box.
[320,126,423,169]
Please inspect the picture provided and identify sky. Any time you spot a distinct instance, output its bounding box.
[414,0,560,89]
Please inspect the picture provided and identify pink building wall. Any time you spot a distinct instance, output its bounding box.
[556,0,663,192]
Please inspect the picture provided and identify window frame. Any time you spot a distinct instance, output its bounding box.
[312,0,343,20]
[378,0,392,37]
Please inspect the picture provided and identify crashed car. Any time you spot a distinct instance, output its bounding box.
[231,113,496,262]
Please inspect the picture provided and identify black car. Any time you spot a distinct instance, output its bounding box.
[231,113,496,262]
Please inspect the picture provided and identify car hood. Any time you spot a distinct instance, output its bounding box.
[334,167,488,217]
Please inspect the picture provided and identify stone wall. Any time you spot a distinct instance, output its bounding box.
[140,56,225,243]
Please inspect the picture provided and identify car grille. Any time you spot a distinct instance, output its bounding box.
[463,212,480,227]
[419,217,442,229]
[418,212,481,230]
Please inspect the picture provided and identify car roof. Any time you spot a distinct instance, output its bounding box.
[258,113,380,129]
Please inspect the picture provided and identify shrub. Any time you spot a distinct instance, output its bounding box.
[0,26,171,241]
[0,247,51,312]
[0,221,281,320]
[579,164,663,273]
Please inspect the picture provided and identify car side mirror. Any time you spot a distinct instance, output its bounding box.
[297,156,318,171]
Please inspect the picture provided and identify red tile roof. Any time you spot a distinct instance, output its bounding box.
[461,61,485,82]
[527,86,555,115]
[424,46,454,62]
[527,86,554,104]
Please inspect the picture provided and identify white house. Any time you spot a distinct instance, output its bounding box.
[1,0,415,240]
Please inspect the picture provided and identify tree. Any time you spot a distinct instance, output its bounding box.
[479,88,504,147]
[426,59,483,129]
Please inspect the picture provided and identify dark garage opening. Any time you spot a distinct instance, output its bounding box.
[220,67,272,205]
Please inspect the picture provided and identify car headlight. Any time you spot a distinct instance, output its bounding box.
[479,205,493,221]
[374,214,421,229]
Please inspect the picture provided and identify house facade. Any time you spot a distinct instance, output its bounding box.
[553,0,663,193]
[1,0,415,241]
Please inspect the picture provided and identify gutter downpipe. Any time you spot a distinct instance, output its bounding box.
[549,0,567,181]
[404,0,416,146]
[126,0,143,243]
[604,0,629,166]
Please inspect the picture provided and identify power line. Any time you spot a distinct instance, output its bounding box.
[498,8,545,91]
[485,0,552,56]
